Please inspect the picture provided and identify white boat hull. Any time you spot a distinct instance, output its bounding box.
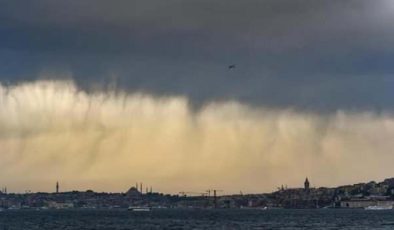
[364,205,393,210]
[128,207,151,212]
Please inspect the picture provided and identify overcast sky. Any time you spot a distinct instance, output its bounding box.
[1,1,394,193]
[1,0,393,111]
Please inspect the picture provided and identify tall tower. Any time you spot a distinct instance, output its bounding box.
[304,177,310,191]
[56,181,59,193]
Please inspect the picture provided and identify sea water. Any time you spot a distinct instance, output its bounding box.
[1,209,394,229]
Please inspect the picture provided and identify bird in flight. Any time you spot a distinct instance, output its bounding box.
[228,64,236,69]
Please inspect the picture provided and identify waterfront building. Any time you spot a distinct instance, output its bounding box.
[340,199,394,208]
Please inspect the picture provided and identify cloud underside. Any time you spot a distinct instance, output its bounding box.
[0,80,393,193]
[0,0,394,111]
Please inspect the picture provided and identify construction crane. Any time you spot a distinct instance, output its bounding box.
[206,189,223,208]
[206,189,223,197]
[179,191,208,197]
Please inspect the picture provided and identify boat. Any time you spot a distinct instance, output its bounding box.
[364,205,393,210]
[240,206,268,210]
[128,206,151,212]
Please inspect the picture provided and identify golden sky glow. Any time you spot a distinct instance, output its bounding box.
[0,80,393,194]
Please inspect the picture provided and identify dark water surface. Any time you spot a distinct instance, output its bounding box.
[1,209,394,229]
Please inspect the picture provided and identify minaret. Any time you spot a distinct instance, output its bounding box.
[56,181,59,193]
[304,177,310,191]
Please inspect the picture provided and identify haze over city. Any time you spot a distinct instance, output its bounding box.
[0,0,394,194]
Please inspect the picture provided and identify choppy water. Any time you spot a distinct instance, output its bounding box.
[1,209,394,229]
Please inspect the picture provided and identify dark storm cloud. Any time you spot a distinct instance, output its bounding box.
[0,0,393,111]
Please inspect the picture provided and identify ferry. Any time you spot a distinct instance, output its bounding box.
[364,205,393,210]
[240,206,269,210]
[128,206,151,212]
